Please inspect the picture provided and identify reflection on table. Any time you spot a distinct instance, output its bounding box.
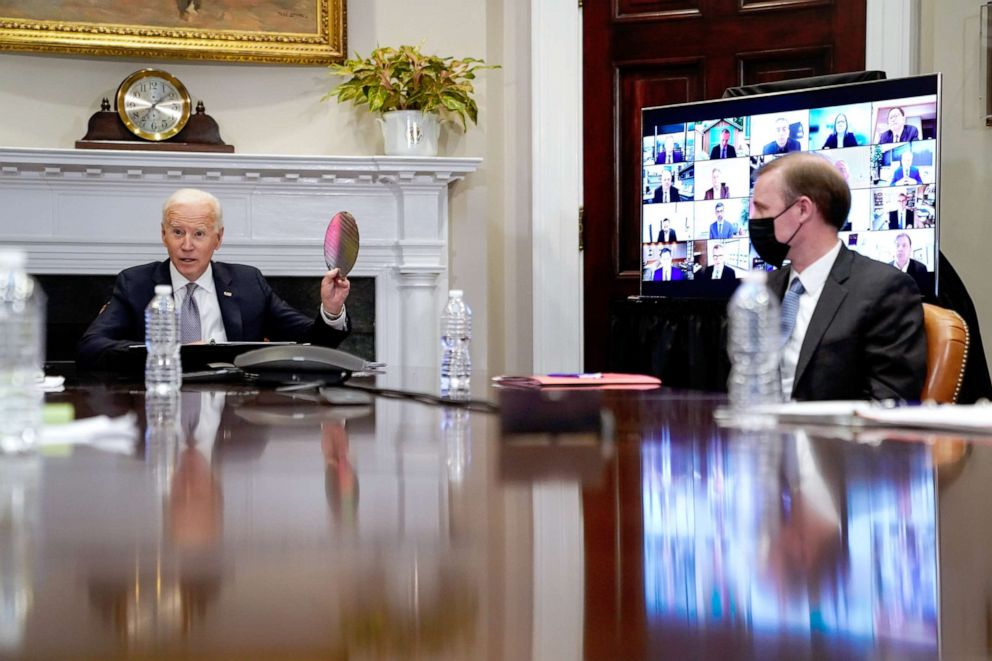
[1,377,991,659]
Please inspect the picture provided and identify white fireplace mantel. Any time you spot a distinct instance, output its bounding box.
[0,147,481,369]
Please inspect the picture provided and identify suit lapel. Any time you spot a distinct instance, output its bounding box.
[792,246,852,394]
[211,262,243,340]
[153,260,171,286]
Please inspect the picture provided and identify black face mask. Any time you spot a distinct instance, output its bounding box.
[748,200,801,268]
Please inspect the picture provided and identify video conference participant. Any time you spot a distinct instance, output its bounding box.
[657,217,678,243]
[888,193,915,229]
[652,248,684,281]
[652,169,682,203]
[77,188,351,371]
[890,151,923,186]
[877,107,920,143]
[702,244,735,280]
[762,117,802,155]
[703,168,730,200]
[655,136,684,164]
[709,128,736,159]
[891,232,929,294]
[708,203,737,239]
[821,112,859,149]
[748,153,925,401]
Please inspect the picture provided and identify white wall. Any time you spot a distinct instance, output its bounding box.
[0,0,511,374]
[917,0,992,375]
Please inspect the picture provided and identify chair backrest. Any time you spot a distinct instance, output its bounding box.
[921,303,970,403]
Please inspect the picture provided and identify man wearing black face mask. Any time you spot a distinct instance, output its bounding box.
[749,153,926,401]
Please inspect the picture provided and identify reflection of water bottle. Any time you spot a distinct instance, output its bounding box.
[145,284,182,395]
[442,408,471,483]
[440,290,472,399]
[0,453,40,648]
[0,249,45,455]
[727,271,782,407]
[145,392,180,497]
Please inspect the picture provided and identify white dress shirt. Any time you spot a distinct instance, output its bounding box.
[780,240,843,398]
[711,265,722,279]
[168,262,347,343]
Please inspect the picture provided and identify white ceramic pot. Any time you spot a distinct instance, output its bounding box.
[379,110,440,156]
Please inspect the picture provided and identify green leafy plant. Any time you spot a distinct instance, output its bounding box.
[323,45,497,130]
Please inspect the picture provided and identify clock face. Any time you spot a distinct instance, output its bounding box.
[116,69,192,141]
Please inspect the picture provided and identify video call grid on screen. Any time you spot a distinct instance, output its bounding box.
[640,74,940,298]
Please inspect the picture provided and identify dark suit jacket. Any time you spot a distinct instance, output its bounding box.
[708,220,737,239]
[704,184,729,200]
[652,186,682,204]
[890,167,922,186]
[702,264,735,280]
[821,132,858,149]
[709,144,737,159]
[77,260,350,370]
[892,258,930,295]
[655,149,683,164]
[888,209,915,229]
[652,267,684,281]
[657,228,678,243]
[879,125,920,143]
[762,138,801,155]
[768,244,926,401]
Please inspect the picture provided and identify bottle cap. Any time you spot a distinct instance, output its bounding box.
[154,284,173,295]
[449,289,463,298]
[0,248,27,269]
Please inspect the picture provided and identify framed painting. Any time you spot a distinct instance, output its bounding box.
[0,0,345,65]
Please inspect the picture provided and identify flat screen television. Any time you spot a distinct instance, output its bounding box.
[640,74,940,298]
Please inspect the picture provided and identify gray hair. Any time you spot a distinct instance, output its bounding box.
[162,188,223,229]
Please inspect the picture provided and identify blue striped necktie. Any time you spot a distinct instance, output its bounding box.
[780,278,805,345]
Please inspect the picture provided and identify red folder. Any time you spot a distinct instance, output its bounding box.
[493,372,661,389]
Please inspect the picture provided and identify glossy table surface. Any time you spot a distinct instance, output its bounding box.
[2,371,992,660]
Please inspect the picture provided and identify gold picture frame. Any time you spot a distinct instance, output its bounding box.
[0,0,345,65]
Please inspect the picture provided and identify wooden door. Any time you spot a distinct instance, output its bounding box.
[582,0,868,370]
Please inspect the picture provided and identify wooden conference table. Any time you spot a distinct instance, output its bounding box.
[2,369,992,660]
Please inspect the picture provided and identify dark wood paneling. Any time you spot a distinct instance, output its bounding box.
[738,46,833,85]
[583,0,867,371]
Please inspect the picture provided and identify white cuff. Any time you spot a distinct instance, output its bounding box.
[319,303,347,330]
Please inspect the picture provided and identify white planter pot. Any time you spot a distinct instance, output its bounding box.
[379,110,440,156]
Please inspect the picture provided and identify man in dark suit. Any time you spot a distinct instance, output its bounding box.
[708,203,737,239]
[703,168,730,200]
[655,136,684,165]
[891,232,929,294]
[887,193,915,229]
[701,243,735,280]
[652,248,684,281]
[77,188,351,370]
[657,217,678,243]
[750,153,925,401]
[709,128,736,159]
[889,151,923,186]
[762,117,802,155]
[651,169,681,204]
[878,107,920,143]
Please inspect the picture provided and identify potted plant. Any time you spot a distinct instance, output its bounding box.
[324,45,496,156]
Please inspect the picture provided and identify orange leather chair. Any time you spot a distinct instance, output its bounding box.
[921,303,970,403]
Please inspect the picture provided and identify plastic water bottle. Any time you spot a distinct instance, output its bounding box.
[145,284,182,395]
[0,249,45,455]
[440,290,472,399]
[727,271,783,407]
